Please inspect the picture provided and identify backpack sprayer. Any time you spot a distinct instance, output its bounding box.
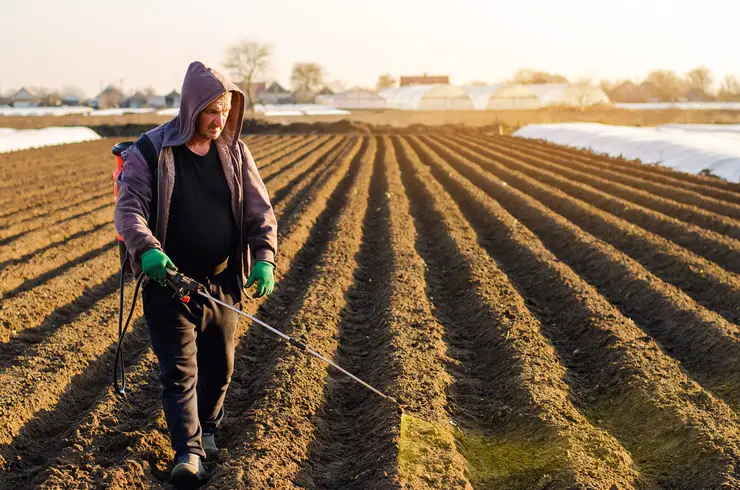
[110,142,403,415]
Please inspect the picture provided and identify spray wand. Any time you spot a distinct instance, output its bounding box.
[163,269,404,412]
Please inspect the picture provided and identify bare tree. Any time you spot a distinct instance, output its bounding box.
[685,65,714,98]
[375,73,396,91]
[645,69,686,101]
[510,68,568,84]
[718,74,740,101]
[291,62,325,94]
[223,40,272,108]
[141,86,157,98]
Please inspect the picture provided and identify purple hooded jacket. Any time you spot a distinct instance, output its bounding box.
[114,61,277,287]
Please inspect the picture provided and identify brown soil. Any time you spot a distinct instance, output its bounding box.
[1,131,739,489]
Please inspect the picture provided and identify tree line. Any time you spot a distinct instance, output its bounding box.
[5,38,739,106]
[506,67,740,103]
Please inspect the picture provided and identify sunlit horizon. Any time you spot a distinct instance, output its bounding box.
[3,0,739,97]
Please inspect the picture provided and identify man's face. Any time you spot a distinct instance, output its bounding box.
[196,94,231,140]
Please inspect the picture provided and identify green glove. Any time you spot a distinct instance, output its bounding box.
[141,249,176,285]
[246,261,275,298]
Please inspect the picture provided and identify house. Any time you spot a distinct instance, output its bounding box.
[148,95,167,108]
[317,86,334,96]
[165,90,181,108]
[399,74,450,87]
[12,87,43,108]
[0,96,12,107]
[123,91,149,109]
[258,81,292,104]
[93,85,125,109]
[243,81,266,106]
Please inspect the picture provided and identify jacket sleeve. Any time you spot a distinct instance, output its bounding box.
[240,140,278,265]
[113,143,161,262]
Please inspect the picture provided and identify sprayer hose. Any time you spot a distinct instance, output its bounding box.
[113,256,145,396]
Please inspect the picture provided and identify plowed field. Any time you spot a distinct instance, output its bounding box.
[1,132,739,489]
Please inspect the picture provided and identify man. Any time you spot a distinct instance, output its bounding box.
[114,61,277,488]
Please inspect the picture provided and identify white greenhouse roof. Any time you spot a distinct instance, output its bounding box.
[463,84,542,110]
[0,127,101,153]
[316,89,387,110]
[462,85,503,110]
[253,104,350,117]
[379,84,473,110]
[514,122,740,182]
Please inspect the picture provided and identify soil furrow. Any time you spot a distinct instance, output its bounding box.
[2,239,116,301]
[6,131,740,489]
[0,202,114,264]
[0,174,110,220]
[0,186,110,231]
[295,137,414,489]
[0,313,153,490]
[256,135,320,169]
[0,139,347,344]
[0,281,142,451]
[438,135,740,274]
[457,134,740,239]
[408,135,740,488]
[0,196,111,244]
[418,135,740,413]
[259,135,336,182]
[429,135,740,327]
[6,137,362,490]
[0,247,121,344]
[262,136,344,187]
[269,140,353,216]
[208,137,374,489]
[0,220,110,277]
[489,134,740,217]
[395,136,640,489]
[0,140,113,185]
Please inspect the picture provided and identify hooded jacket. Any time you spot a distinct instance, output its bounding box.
[114,61,277,287]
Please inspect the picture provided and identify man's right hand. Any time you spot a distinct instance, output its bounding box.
[141,249,177,285]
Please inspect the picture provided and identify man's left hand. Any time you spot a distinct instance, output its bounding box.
[246,261,275,298]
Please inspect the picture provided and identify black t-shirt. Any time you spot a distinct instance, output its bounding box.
[165,143,238,281]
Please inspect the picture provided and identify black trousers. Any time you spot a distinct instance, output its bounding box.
[143,270,241,459]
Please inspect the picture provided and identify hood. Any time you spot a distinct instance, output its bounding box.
[162,61,245,148]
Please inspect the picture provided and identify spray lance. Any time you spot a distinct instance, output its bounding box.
[113,267,404,414]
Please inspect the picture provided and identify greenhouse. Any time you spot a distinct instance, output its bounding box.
[379,85,473,110]
[515,122,740,182]
[316,89,387,110]
[463,84,540,110]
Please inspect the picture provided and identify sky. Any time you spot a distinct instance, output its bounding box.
[2,0,739,98]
